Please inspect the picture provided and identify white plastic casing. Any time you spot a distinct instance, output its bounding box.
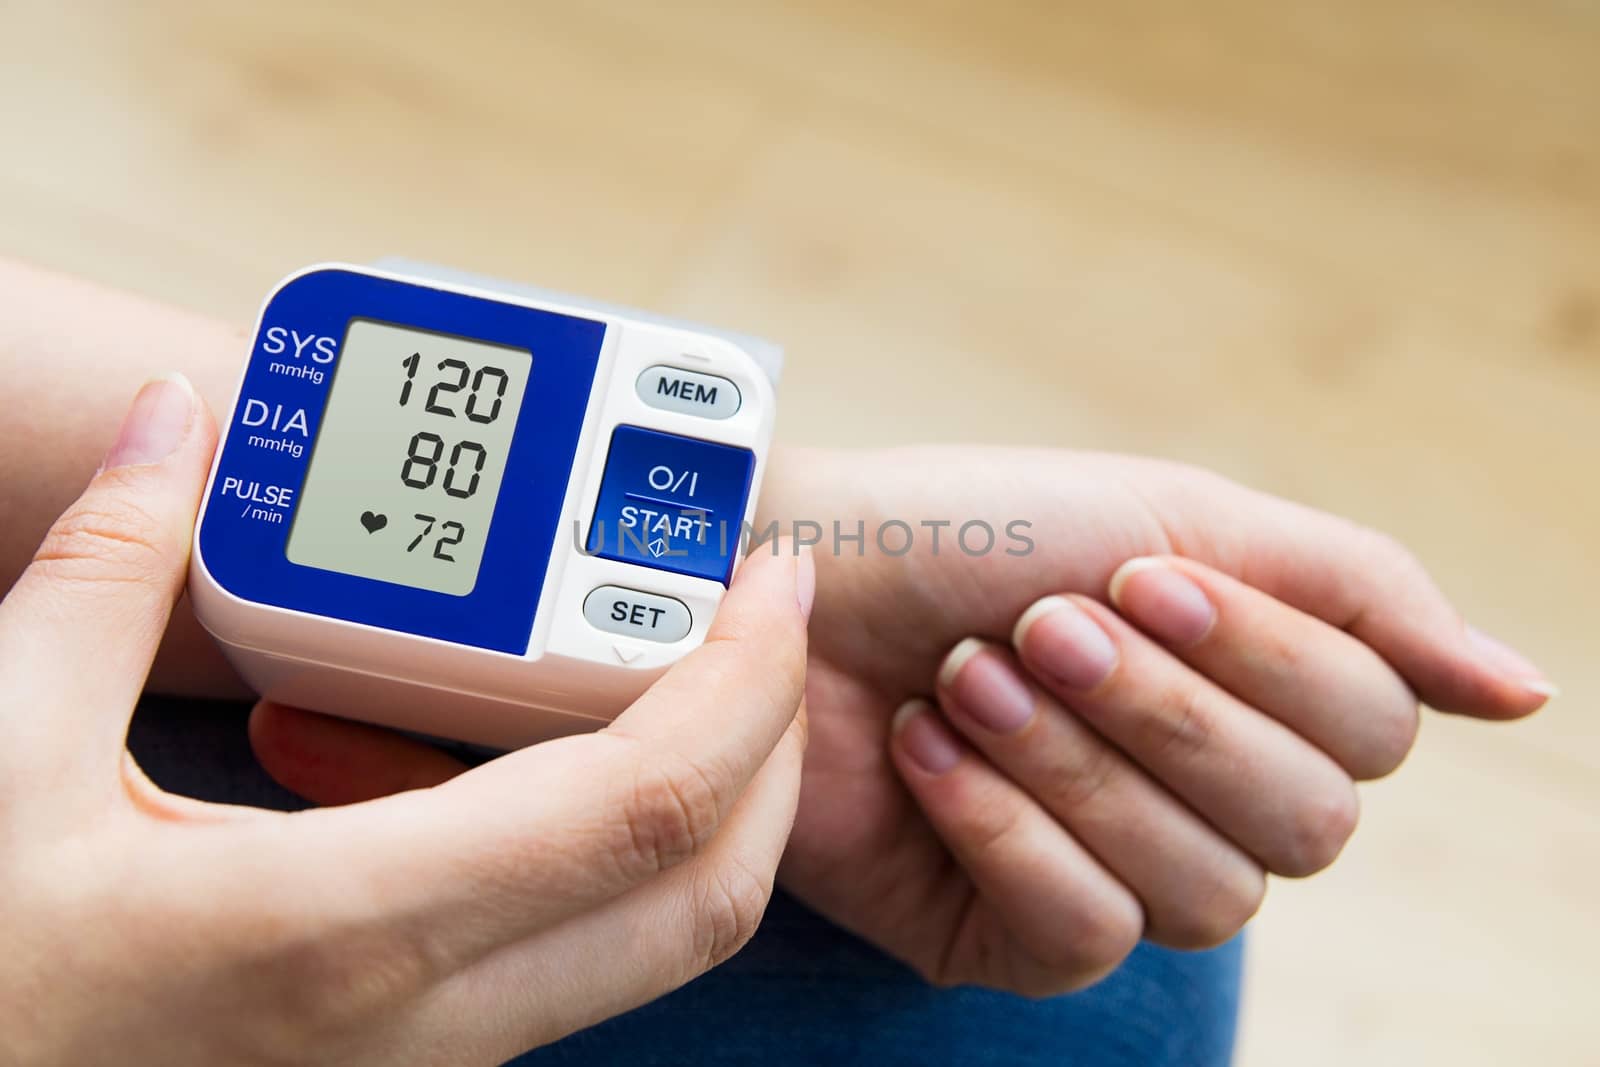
[189,263,779,750]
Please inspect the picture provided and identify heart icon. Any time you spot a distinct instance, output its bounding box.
[360,511,388,534]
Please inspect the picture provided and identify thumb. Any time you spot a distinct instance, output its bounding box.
[1161,472,1555,720]
[0,373,217,778]
[605,537,815,767]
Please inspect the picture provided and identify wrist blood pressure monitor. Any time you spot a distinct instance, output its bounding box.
[190,262,780,748]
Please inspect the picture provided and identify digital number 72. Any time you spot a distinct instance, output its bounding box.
[407,513,466,562]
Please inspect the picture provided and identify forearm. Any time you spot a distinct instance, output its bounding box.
[0,258,249,697]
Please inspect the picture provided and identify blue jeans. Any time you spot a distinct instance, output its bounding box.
[132,698,1243,1067]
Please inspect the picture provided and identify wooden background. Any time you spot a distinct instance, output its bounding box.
[2,1,1595,1062]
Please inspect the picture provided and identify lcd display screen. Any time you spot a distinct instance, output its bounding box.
[286,318,532,596]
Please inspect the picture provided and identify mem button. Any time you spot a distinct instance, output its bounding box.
[637,365,741,419]
[582,586,692,643]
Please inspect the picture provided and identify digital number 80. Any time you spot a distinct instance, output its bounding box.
[400,432,488,499]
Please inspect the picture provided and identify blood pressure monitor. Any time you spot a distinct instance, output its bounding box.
[190,262,780,749]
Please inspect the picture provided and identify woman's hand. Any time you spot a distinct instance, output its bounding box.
[256,444,1551,1000]
[769,446,1549,996]
[0,375,814,1066]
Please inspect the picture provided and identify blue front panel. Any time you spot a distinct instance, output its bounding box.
[198,268,607,654]
[586,425,755,584]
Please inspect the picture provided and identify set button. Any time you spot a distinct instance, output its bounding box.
[636,365,741,420]
[582,586,692,643]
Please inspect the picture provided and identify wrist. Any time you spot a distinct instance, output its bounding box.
[754,445,856,536]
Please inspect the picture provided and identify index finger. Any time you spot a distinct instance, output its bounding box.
[257,542,814,971]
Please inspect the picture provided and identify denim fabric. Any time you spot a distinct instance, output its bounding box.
[132,697,1243,1067]
[519,889,1242,1067]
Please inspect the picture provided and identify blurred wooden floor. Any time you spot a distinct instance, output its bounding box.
[2,1,1596,1062]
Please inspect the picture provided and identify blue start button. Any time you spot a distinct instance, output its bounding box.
[585,425,756,584]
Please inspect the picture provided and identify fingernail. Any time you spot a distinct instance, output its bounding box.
[1467,626,1559,699]
[795,543,816,622]
[1011,595,1118,691]
[939,638,1035,734]
[1108,558,1216,648]
[892,699,962,776]
[102,373,195,470]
